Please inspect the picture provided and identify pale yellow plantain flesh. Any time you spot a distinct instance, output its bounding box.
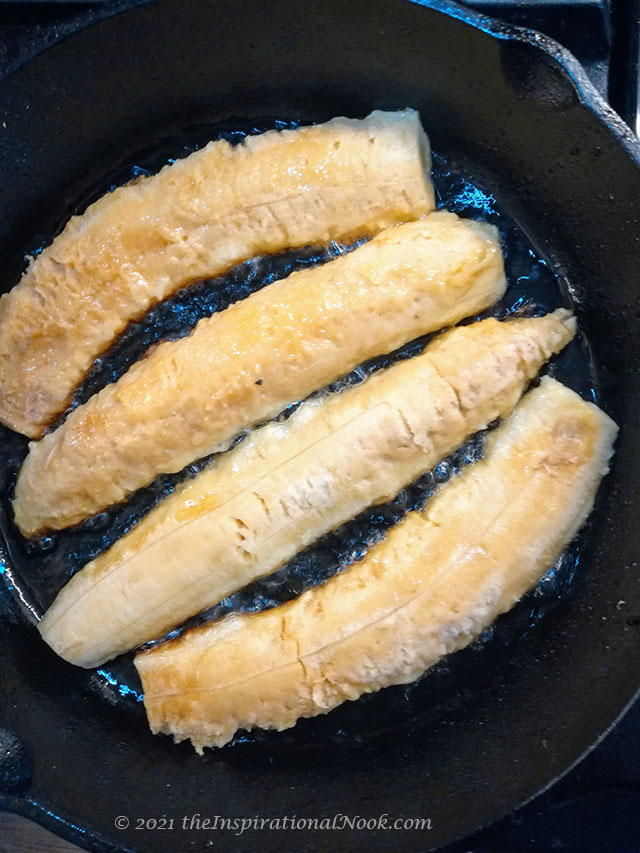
[135,377,617,752]
[15,211,506,537]
[0,109,435,438]
[39,311,574,668]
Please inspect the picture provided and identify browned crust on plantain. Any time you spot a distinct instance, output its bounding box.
[135,377,617,751]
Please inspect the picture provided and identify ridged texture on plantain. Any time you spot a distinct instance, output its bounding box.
[0,110,435,438]
[15,211,506,536]
[39,311,574,668]
[135,377,617,752]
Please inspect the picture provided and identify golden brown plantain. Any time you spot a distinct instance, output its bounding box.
[0,110,434,438]
[39,310,574,667]
[135,376,617,751]
[15,211,505,536]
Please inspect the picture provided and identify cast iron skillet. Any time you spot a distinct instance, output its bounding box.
[0,0,639,850]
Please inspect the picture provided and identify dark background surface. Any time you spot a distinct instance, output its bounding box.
[0,2,638,852]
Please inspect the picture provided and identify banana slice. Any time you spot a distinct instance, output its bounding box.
[135,376,617,752]
[40,311,574,668]
[15,211,505,536]
[0,109,434,438]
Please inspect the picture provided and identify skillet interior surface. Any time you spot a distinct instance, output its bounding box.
[0,0,639,850]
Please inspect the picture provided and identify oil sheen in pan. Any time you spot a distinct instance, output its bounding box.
[0,119,599,751]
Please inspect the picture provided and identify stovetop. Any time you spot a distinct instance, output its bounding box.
[0,2,638,852]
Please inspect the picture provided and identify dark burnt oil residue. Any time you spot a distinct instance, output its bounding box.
[0,120,599,748]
